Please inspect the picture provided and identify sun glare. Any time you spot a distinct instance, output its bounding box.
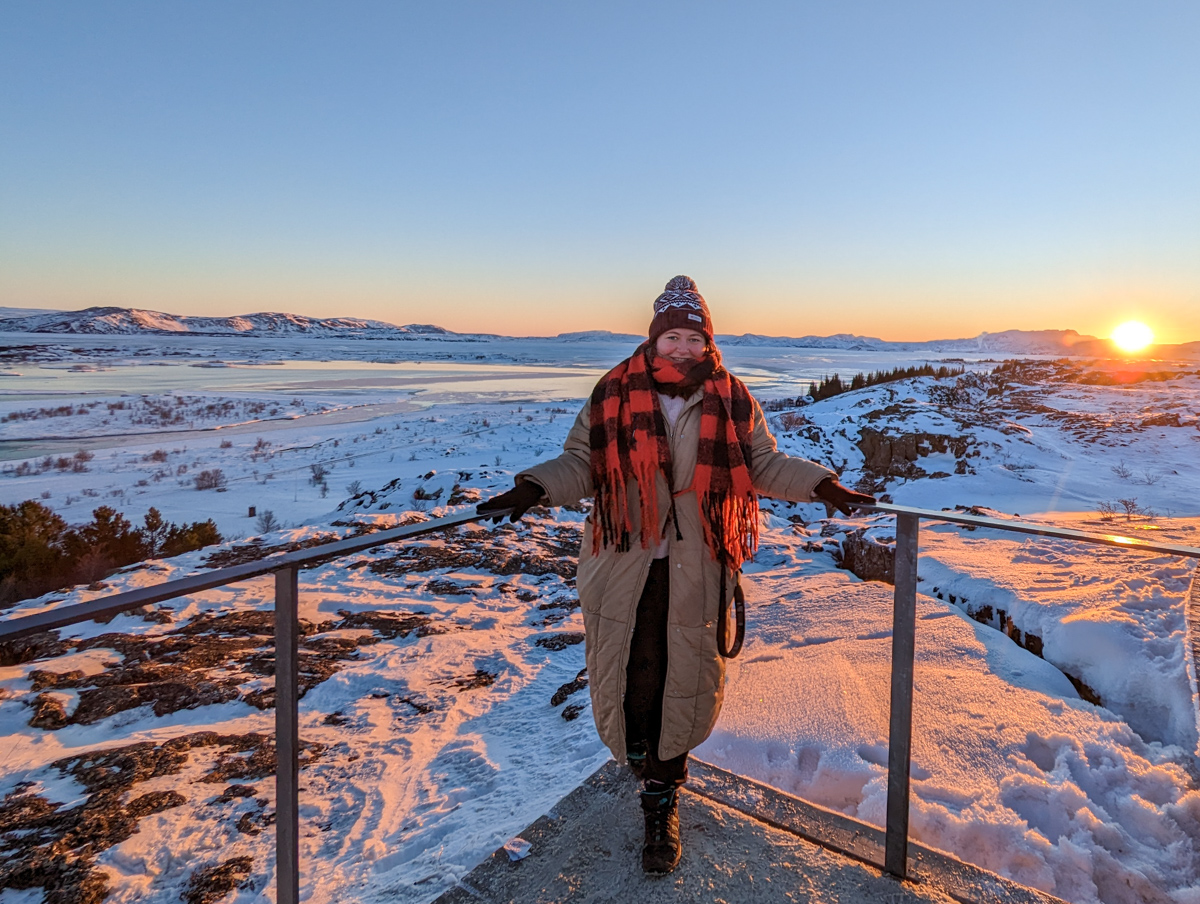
[1111,321,1154,353]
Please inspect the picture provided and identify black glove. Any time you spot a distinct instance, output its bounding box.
[476,480,547,523]
[813,476,876,516]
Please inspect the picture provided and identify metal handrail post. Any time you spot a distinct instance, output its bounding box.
[275,567,300,904]
[884,512,919,878]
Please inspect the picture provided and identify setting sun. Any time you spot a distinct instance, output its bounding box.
[1111,320,1154,353]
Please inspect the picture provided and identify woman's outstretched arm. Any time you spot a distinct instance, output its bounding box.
[477,404,594,521]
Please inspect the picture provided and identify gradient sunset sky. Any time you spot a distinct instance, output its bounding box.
[2,3,1197,342]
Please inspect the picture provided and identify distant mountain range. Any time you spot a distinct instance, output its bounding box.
[0,306,450,338]
[1,305,1197,359]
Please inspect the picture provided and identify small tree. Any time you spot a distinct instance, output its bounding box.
[194,469,227,491]
[255,510,280,533]
[141,507,170,557]
[160,519,222,557]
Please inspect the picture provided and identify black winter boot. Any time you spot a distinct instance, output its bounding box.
[639,785,681,875]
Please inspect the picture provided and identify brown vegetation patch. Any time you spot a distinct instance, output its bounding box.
[535,632,586,652]
[367,523,581,580]
[0,730,319,904]
[200,531,350,569]
[22,608,447,729]
[0,631,72,667]
[182,856,254,904]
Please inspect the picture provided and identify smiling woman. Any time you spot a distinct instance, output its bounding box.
[1111,320,1154,353]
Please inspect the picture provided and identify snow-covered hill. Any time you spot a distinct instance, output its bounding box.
[0,306,452,338]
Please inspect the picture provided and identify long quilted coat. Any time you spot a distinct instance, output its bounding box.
[518,389,833,762]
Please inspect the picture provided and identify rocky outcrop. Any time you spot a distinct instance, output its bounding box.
[856,427,977,490]
[835,529,896,584]
[0,732,322,904]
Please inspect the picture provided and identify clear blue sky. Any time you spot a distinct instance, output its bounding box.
[2,2,1197,342]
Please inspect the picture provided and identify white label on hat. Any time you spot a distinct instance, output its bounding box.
[688,313,702,322]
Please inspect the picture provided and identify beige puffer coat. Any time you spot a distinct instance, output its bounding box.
[518,390,833,762]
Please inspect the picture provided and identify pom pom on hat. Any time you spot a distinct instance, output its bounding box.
[649,275,713,343]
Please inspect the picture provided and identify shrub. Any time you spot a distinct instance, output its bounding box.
[194,469,227,491]
[0,501,224,604]
[255,510,280,533]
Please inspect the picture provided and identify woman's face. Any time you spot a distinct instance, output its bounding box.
[655,328,708,364]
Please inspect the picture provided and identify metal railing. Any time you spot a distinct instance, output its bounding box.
[859,503,1200,879]
[1,501,1198,893]
[0,506,511,904]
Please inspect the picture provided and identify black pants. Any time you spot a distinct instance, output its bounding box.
[623,557,689,788]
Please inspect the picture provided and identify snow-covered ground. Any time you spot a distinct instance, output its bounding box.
[1,336,1199,904]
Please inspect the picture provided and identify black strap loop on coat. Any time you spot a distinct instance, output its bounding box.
[717,569,745,659]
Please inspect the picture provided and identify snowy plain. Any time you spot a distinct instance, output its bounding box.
[1,331,1199,904]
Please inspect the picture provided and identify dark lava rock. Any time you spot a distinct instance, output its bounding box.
[367,525,581,579]
[562,703,585,721]
[454,669,497,691]
[28,693,68,729]
[0,728,325,904]
[29,669,85,691]
[856,427,973,487]
[71,680,241,725]
[0,631,71,667]
[836,530,895,585]
[234,808,274,836]
[425,579,481,596]
[551,668,589,706]
[333,609,439,640]
[125,790,186,818]
[201,532,345,569]
[535,632,585,652]
[182,856,254,904]
[213,784,258,803]
[24,608,398,729]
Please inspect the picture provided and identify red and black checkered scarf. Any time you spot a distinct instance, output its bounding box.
[589,342,758,570]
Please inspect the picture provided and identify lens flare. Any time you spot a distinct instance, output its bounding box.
[1111,321,1153,353]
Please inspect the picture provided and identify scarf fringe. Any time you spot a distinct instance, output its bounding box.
[590,343,759,567]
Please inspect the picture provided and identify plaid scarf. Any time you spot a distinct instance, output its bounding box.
[589,342,759,570]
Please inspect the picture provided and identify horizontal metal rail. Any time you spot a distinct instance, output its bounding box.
[860,502,1200,558]
[0,506,511,642]
[853,503,1200,881]
[1,499,1197,894]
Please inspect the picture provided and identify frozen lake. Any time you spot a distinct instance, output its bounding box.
[0,332,994,405]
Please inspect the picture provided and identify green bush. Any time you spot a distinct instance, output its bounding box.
[0,502,223,606]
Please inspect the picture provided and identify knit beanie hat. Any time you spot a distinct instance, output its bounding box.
[648,275,713,343]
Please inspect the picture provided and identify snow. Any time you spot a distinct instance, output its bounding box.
[1,332,1199,903]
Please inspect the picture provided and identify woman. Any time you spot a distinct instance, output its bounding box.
[478,276,874,875]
